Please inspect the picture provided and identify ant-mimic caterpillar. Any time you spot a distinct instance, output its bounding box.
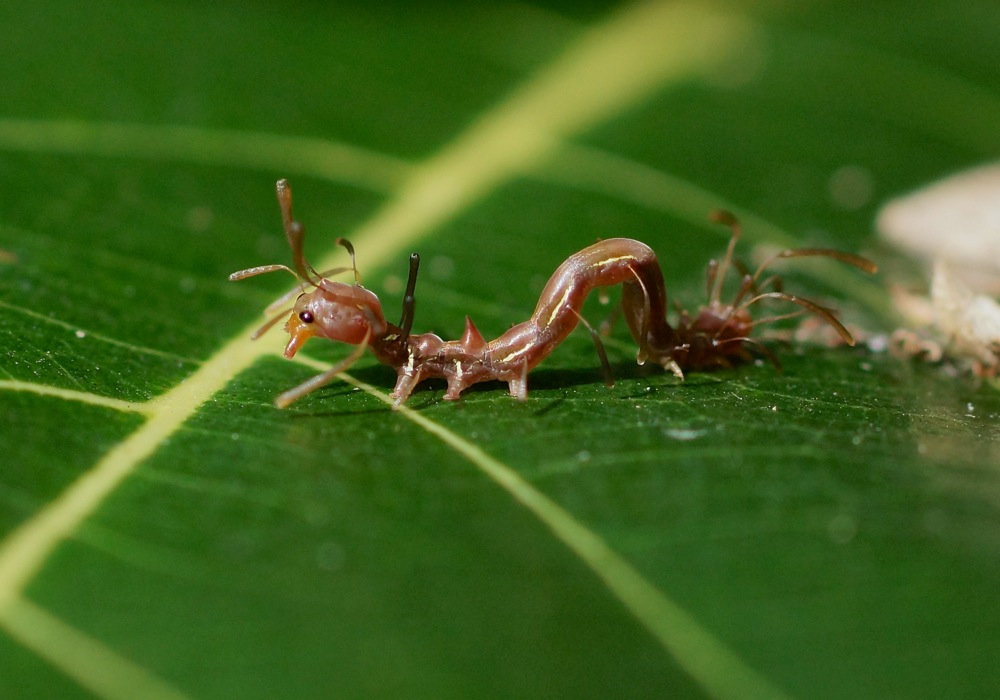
[230,179,877,407]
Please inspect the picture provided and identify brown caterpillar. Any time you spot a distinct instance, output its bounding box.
[231,180,876,407]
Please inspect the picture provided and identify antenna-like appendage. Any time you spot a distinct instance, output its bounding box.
[334,238,362,285]
[276,179,321,285]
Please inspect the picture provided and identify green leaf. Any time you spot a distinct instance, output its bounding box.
[2,1,999,699]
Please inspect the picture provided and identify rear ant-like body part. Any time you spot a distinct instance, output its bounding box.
[231,180,877,407]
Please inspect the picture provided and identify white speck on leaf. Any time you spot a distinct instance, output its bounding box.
[664,428,707,441]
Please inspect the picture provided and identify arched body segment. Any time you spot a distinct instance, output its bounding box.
[487,239,677,380]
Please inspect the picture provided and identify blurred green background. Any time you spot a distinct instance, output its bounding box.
[1,1,999,698]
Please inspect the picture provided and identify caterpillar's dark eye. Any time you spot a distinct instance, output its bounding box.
[298,310,315,324]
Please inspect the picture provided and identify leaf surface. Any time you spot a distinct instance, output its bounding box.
[2,2,1000,699]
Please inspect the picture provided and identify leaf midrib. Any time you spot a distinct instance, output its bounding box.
[0,4,791,698]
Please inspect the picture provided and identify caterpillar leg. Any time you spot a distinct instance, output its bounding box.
[391,369,423,407]
[662,358,684,380]
[507,363,529,401]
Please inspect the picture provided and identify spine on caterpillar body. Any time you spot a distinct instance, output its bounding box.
[234,178,877,409]
[238,206,875,409]
[385,238,681,404]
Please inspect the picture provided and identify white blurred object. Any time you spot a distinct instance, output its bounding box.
[930,261,1000,372]
[877,162,1000,290]
[877,164,1000,374]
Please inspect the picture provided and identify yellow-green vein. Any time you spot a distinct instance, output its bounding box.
[0,380,148,413]
[0,2,766,696]
[0,300,198,364]
[533,144,894,321]
[0,119,411,194]
[306,1,758,274]
[1,596,190,700]
[294,355,790,700]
